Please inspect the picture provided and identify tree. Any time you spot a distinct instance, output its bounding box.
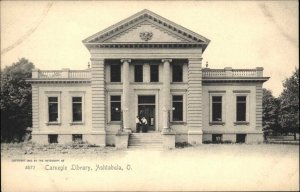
[278,68,299,139]
[1,58,34,142]
[262,88,280,137]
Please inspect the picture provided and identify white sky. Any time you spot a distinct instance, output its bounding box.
[1,1,298,97]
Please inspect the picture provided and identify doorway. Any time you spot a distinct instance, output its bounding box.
[138,95,155,131]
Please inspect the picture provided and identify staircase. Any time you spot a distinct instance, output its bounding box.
[128,132,163,150]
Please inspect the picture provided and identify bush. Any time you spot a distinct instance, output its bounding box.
[175,142,192,148]
[203,140,212,144]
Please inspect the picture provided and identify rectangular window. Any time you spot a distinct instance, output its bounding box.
[212,134,222,144]
[172,95,183,121]
[72,97,82,122]
[72,134,82,142]
[212,96,222,121]
[110,64,121,82]
[236,96,246,121]
[150,65,159,82]
[134,65,143,82]
[236,134,246,143]
[111,96,121,121]
[48,97,58,122]
[172,64,183,82]
[48,134,58,144]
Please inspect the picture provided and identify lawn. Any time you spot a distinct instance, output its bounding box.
[1,143,299,191]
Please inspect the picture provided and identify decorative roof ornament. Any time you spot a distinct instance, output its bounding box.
[140,31,153,41]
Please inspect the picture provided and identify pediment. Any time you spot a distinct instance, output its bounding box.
[83,9,210,50]
[103,21,189,43]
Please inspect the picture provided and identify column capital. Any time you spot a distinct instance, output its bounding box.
[120,59,131,63]
[162,59,172,63]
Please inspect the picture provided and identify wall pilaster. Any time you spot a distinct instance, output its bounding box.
[187,58,203,144]
[91,58,106,133]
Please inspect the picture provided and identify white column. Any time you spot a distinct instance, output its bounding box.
[121,59,131,132]
[162,59,172,131]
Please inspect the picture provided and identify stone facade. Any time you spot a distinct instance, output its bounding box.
[27,9,269,146]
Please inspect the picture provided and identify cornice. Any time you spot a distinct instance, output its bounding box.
[82,9,210,51]
[26,79,91,84]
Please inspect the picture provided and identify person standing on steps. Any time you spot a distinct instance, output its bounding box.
[141,117,148,133]
[136,116,141,133]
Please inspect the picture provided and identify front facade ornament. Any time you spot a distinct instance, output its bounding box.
[140,31,153,41]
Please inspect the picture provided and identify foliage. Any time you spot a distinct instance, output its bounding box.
[262,88,280,134]
[278,68,299,135]
[1,58,34,142]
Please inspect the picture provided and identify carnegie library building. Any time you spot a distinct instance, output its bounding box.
[28,10,269,148]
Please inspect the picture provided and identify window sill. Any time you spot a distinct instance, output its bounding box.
[209,122,225,126]
[234,122,249,125]
[70,122,84,125]
[46,122,61,126]
[107,121,121,125]
[171,122,187,125]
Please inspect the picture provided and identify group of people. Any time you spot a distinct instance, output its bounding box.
[136,116,148,133]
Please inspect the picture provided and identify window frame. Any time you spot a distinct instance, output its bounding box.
[209,91,226,125]
[150,64,159,82]
[108,94,122,123]
[110,64,121,82]
[134,64,143,82]
[172,64,183,82]
[45,91,61,125]
[233,91,250,125]
[69,92,85,125]
[171,92,186,123]
[172,95,184,122]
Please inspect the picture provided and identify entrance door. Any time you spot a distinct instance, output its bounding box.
[138,96,155,131]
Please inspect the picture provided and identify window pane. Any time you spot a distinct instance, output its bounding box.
[49,103,58,122]
[111,95,121,121]
[237,96,246,102]
[150,65,159,82]
[172,64,183,82]
[173,101,183,121]
[110,64,121,82]
[212,96,222,121]
[212,96,222,102]
[134,65,143,82]
[138,96,155,104]
[111,96,121,101]
[237,102,246,121]
[48,97,58,102]
[73,103,82,121]
[111,102,121,121]
[173,95,183,101]
[72,97,82,102]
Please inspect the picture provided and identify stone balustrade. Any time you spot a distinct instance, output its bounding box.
[32,68,91,79]
[202,67,264,78]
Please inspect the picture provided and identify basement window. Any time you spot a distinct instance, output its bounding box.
[212,134,222,144]
[236,134,246,143]
[72,134,82,142]
[48,134,58,144]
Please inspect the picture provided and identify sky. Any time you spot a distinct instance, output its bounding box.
[1,1,298,97]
